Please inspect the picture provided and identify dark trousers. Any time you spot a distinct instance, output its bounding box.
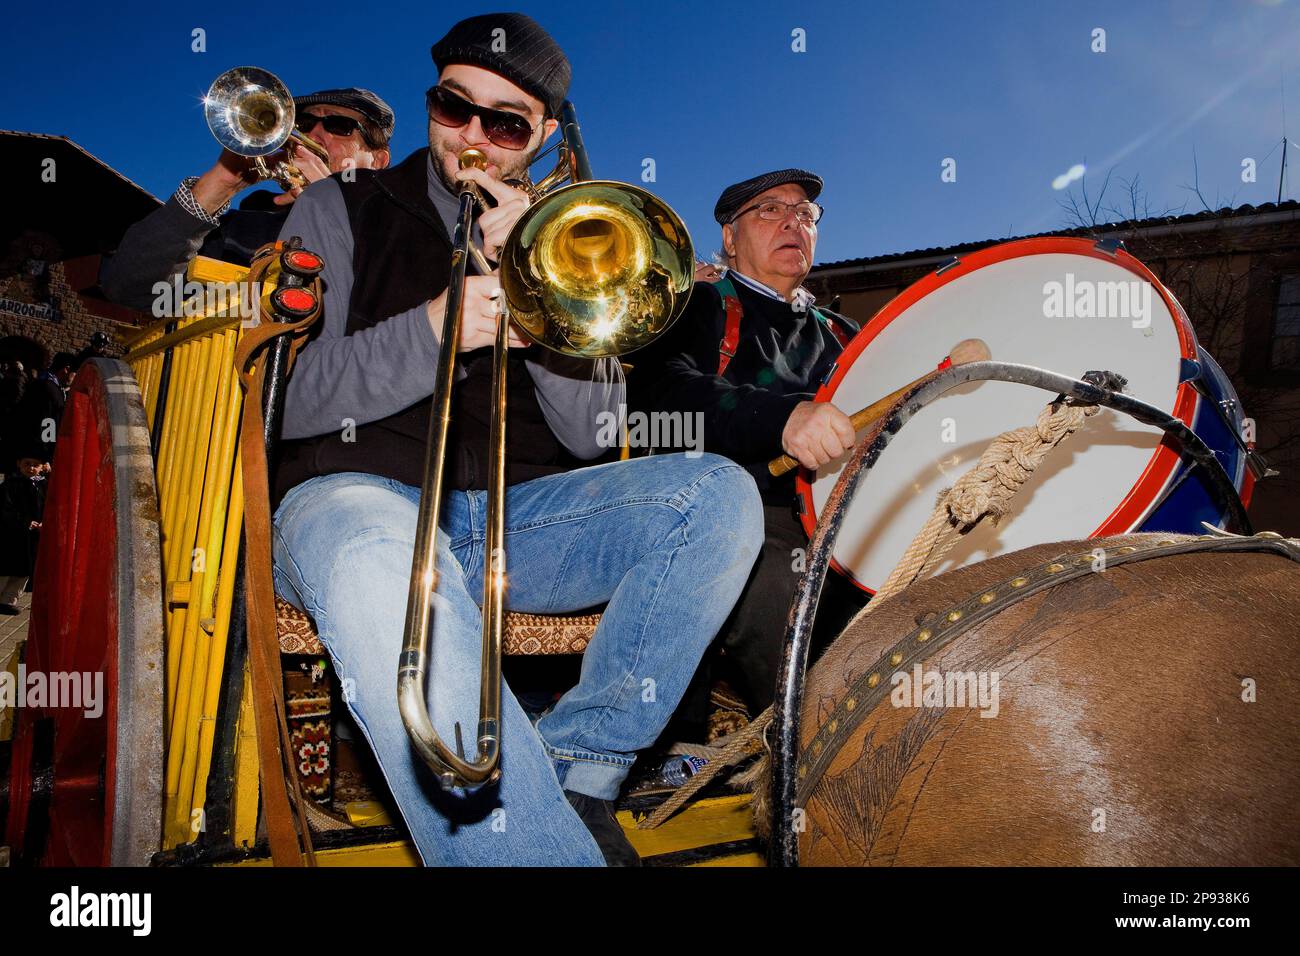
[662,503,869,743]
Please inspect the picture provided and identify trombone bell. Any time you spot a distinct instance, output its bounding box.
[500,181,694,358]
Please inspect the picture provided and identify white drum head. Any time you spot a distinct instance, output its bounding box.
[799,238,1198,592]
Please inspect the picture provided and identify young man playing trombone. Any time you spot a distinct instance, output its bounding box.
[271,12,763,866]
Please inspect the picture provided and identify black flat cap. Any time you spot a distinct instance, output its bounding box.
[714,168,823,224]
[295,88,396,144]
[431,13,571,117]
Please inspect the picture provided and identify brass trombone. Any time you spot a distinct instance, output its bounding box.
[397,102,695,788]
[204,66,332,190]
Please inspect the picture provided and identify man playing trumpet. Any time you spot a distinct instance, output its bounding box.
[100,86,393,309]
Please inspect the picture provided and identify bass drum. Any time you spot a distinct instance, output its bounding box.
[798,237,1255,594]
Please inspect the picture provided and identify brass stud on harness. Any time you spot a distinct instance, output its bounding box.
[1011,577,1028,587]
[1116,546,1137,554]
[828,719,838,733]
[867,673,880,689]
[980,592,996,604]
[845,697,856,711]
[1046,563,1065,573]
[890,651,903,666]
[917,629,932,642]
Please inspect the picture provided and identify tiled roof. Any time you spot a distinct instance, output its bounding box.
[812,200,1300,273]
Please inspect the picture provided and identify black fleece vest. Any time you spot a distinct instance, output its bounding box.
[273,148,571,504]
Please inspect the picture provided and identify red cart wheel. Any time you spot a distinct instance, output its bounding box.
[3,358,165,866]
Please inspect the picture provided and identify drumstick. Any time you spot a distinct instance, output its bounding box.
[767,338,991,477]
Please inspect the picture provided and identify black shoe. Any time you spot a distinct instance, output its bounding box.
[0,605,19,616]
[564,791,642,866]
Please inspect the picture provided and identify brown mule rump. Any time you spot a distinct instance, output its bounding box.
[784,532,1300,866]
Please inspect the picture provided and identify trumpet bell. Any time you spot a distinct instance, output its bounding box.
[204,66,296,157]
[499,181,694,358]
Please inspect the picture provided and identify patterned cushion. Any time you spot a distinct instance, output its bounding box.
[275,596,598,656]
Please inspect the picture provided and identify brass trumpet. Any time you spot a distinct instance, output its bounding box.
[203,66,331,190]
[397,102,695,789]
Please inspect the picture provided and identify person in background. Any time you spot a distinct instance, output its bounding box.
[99,88,395,311]
[0,357,25,429]
[73,333,111,370]
[0,448,49,615]
[10,351,71,464]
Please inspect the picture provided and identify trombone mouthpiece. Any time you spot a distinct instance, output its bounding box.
[458,148,488,171]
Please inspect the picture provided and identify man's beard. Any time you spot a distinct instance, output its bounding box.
[430,136,537,193]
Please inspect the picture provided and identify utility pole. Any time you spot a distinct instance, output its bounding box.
[1280,136,1289,204]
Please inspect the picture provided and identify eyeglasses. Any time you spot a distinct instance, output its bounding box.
[295,112,366,138]
[426,85,536,151]
[731,199,824,225]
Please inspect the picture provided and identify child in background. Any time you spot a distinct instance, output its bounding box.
[0,450,49,614]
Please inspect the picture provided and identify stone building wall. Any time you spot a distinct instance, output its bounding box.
[0,259,133,360]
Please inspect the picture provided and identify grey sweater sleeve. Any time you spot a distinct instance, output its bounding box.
[278,176,627,453]
[277,178,442,441]
[525,353,625,460]
[98,195,216,311]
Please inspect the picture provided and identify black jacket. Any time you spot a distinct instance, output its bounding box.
[3,376,63,469]
[100,189,289,311]
[0,472,45,576]
[629,276,857,502]
[272,149,580,504]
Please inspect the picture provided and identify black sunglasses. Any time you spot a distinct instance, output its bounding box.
[295,112,365,138]
[426,85,536,151]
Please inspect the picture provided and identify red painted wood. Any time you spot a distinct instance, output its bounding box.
[6,365,121,865]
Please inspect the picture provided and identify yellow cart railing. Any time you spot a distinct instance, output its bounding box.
[123,256,261,851]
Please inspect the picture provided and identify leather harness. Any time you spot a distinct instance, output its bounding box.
[794,532,1300,807]
[233,242,325,866]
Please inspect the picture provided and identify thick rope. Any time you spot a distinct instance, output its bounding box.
[639,712,771,829]
[866,399,1099,611]
[637,399,1099,830]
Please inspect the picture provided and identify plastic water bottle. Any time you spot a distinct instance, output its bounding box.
[659,754,709,788]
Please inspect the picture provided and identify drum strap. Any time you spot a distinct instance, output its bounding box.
[811,307,853,350]
[715,276,743,376]
[232,242,324,867]
[715,275,852,375]
[794,532,1300,806]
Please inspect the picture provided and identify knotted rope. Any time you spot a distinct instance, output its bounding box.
[862,398,1101,612]
[638,397,1100,831]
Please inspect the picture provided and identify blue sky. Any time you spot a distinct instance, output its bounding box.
[4,0,1300,264]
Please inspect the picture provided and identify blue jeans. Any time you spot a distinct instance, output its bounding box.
[271,453,763,866]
